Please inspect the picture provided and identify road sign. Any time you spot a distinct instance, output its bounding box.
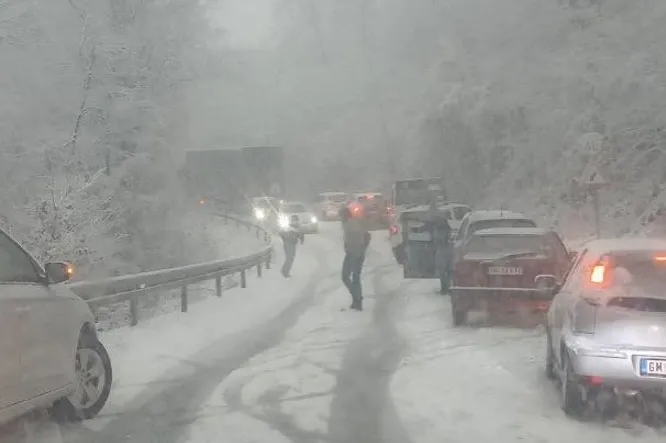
[579,163,607,239]
[580,164,607,187]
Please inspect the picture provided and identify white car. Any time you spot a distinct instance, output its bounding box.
[316,192,348,221]
[0,228,112,425]
[278,201,319,233]
[250,196,279,223]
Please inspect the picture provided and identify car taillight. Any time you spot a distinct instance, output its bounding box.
[590,265,605,284]
[390,225,399,235]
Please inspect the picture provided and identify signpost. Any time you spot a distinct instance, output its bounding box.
[580,164,608,238]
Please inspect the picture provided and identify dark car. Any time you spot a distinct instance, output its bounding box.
[353,192,390,230]
[452,210,537,262]
[450,227,571,326]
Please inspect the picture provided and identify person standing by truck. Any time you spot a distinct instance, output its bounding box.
[279,214,304,277]
[340,202,371,310]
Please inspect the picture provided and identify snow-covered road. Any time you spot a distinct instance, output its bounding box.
[11,222,665,442]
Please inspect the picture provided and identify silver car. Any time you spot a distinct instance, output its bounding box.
[0,228,112,425]
[545,238,666,417]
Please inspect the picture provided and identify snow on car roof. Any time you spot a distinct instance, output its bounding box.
[473,227,548,237]
[467,210,530,222]
[583,238,666,255]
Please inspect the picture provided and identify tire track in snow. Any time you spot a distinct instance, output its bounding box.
[60,240,335,443]
[327,259,415,443]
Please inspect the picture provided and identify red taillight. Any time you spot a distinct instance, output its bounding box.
[583,375,604,386]
[390,225,399,235]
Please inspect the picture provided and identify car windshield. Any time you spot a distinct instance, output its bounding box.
[322,194,347,203]
[253,199,275,209]
[468,219,536,236]
[282,203,307,213]
[465,234,546,256]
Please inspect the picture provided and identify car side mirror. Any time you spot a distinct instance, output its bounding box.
[45,261,74,284]
[535,274,558,293]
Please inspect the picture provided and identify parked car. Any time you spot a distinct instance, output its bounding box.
[545,238,666,417]
[0,228,112,425]
[450,227,571,326]
[278,201,319,234]
[316,192,348,221]
[452,210,537,262]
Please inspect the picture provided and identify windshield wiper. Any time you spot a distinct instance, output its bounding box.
[491,251,539,261]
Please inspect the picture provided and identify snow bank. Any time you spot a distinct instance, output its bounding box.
[93,214,266,331]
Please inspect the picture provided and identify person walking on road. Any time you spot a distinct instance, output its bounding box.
[279,214,304,277]
[341,202,371,311]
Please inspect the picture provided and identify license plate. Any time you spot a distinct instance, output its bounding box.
[487,266,523,276]
[640,359,666,377]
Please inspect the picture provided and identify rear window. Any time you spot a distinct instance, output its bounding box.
[468,219,536,236]
[607,297,666,313]
[603,252,666,297]
[282,203,306,213]
[465,234,546,256]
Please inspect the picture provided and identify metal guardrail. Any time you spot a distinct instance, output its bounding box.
[67,213,272,326]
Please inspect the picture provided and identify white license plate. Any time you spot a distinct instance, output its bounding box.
[640,359,666,377]
[487,266,523,276]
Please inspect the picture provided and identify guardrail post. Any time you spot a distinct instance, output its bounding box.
[257,262,262,277]
[265,250,271,269]
[130,296,139,326]
[216,276,222,297]
[240,270,247,288]
[181,285,188,312]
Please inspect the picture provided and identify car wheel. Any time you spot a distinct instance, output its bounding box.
[545,331,556,380]
[451,293,467,327]
[560,350,583,417]
[54,338,112,421]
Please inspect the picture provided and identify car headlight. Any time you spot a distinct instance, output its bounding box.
[254,208,265,220]
[278,215,289,228]
[310,215,318,223]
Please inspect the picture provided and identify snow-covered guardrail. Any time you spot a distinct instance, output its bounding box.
[67,213,272,326]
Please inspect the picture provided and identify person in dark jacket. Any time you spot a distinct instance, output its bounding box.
[279,214,304,277]
[425,201,453,294]
[341,202,371,310]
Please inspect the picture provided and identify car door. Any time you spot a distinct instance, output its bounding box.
[549,249,588,362]
[0,231,72,399]
[0,284,25,409]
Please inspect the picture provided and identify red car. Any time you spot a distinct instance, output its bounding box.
[450,227,572,326]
